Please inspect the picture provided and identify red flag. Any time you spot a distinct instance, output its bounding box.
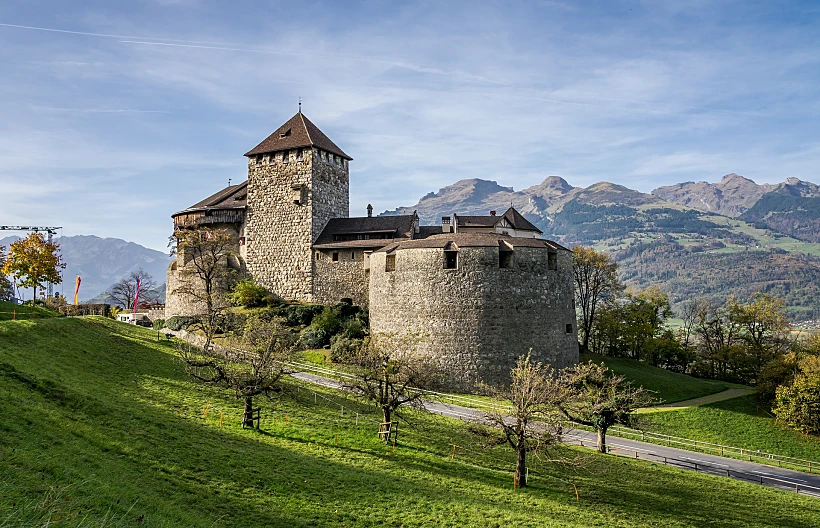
[133,278,141,314]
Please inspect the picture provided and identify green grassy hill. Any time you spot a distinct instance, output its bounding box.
[0,300,62,321]
[580,352,734,403]
[2,318,820,527]
[644,395,820,464]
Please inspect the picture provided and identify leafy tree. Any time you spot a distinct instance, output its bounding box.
[773,355,820,436]
[727,293,790,382]
[571,246,623,352]
[105,268,158,309]
[0,245,12,301]
[557,361,657,453]
[179,314,298,427]
[1,233,65,303]
[343,332,441,436]
[481,353,565,488]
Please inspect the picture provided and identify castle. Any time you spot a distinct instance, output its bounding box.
[167,110,579,387]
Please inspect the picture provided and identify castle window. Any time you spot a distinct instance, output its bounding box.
[283,150,290,163]
[566,323,573,334]
[499,250,514,269]
[255,155,262,167]
[332,252,339,262]
[296,149,304,161]
[291,184,303,205]
[385,254,396,271]
[548,252,558,271]
[351,251,356,260]
[444,250,458,269]
[315,252,320,260]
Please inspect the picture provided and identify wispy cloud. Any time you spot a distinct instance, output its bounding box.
[0,1,818,249]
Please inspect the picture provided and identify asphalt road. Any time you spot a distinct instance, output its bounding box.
[290,370,820,497]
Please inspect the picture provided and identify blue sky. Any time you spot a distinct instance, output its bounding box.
[1,0,819,251]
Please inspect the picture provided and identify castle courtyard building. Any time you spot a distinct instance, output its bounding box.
[167,110,579,387]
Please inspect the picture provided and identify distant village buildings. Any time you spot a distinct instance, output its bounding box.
[166,110,578,387]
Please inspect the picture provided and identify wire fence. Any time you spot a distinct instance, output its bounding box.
[605,424,820,474]
[561,432,820,497]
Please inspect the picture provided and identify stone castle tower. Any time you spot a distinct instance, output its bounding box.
[243,110,352,301]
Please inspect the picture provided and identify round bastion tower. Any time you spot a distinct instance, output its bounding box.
[368,232,579,389]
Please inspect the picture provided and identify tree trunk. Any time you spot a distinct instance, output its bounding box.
[597,427,607,453]
[381,407,392,443]
[242,396,255,428]
[515,444,527,488]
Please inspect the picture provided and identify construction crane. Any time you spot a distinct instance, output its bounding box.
[0,225,63,298]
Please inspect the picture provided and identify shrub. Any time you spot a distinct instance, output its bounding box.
[330,335,363,363]
[228,279,273,308]
[300,325,331,349]
[275,304,325,326]
[152,318,166,330]
[166,316,197,331]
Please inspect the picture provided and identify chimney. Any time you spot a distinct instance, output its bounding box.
[442,216,451,233]
[367,204,373,217]
[490,210,496,216]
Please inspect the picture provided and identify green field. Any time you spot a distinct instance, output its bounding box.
[580,352,735,404]
[0,300,62,321]
[644,395,820,463]
[2,318,820,527]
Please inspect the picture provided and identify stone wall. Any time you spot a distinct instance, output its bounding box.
[245,148,349,302]
[313,249,369,306]
[368,244,578,390]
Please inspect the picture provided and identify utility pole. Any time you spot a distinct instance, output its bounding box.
[0,225,63,298]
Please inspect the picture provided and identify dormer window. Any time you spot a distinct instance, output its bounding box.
[280,128,291,138]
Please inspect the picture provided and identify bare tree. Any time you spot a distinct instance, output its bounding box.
[171,227,239,352]
[557,361,657,453]
[343,332,441,440]
[178,314,298,427]
[106,268,158,309]
[480,353,566,488]
[571,246,624,352]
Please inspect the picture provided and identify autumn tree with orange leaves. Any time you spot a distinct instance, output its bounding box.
[1,233,65,303]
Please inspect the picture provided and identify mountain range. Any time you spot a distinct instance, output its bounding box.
[0,235,171,303]
[384,173,820,320]
[4,173,818,319]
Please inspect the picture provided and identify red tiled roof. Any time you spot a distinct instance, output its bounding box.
[244,112,351,160]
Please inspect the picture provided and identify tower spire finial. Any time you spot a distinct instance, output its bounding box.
[298,97,302,113]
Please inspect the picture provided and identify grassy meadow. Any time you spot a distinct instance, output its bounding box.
[2,317,820,526]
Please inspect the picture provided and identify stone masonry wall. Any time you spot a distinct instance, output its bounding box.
[245,147,349,302]
[369,245,578,390]
[313,249,369,306]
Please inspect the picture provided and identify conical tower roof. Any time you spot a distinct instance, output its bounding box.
[244,111,351,160]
